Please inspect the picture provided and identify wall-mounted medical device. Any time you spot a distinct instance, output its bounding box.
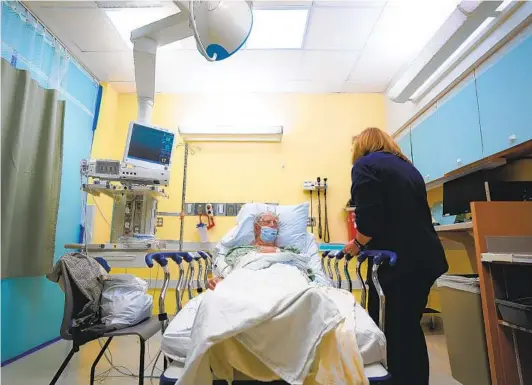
[123,121,175,171]
[81,121,175,186]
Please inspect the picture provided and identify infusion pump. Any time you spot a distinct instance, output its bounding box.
[81,159,170,186]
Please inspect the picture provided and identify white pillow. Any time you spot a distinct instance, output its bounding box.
[221,202,310,249]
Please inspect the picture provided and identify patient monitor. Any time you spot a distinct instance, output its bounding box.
[81,122,176,241]
[82,121,175,187]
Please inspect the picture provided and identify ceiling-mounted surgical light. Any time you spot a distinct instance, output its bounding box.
[387,0,514,103]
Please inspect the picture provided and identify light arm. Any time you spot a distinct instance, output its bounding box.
[131,6,193,123]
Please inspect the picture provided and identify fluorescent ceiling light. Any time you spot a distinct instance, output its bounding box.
[496,0,513,12]
[411,17,495,100]
[246,9,309,49]
[179,125,283,135]
[105,7,190,50]
[179,125,283,142]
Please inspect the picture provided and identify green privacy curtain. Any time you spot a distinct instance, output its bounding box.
[1,59,65,278]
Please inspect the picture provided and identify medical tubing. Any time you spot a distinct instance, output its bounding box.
[317,177,322,239]
[179,143,189,251]
[323,178,330,243]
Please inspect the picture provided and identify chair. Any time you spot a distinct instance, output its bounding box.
[49,264,162,385]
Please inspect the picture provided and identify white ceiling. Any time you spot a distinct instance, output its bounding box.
[24,0,461,94]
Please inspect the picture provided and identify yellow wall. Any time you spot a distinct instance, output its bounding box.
[90,83,120,244]
[92,92,386,244]
[90,91,385,313]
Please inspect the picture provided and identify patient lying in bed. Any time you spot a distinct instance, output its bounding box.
[163,211,385,385]
[209,212,324,290]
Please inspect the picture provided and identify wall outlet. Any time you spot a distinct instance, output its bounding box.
[195,203,206,215]
[156,217,164,227]
[235,203,244,215]
[226,204,237,216]
[185,203,195,216]
[215,203,226,216]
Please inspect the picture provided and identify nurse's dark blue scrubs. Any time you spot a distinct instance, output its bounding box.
[350,151,448,385]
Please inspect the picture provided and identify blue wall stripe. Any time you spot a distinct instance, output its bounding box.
[1,337,61,367]
[92,84,103,132]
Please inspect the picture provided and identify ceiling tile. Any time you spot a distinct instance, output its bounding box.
[299,51,359,82]
[348,46,399,89]
[313,1,386,8]
[29,1,98,8]
[29,8,126,52]
[304,7,382,50]
[342,81,383,93]
[79,51,134,82]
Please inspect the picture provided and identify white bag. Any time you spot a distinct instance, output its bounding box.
[101,274,153,328]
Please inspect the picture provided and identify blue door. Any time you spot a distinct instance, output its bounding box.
[476,35,532,156]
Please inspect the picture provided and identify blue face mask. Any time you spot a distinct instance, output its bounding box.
[260,226,278,243]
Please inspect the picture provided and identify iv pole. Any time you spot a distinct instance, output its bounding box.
[178,143,189,251]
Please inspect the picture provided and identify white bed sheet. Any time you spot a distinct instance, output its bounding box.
[161,291,386,366]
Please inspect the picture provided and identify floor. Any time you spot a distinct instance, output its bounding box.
[2,326,461,385]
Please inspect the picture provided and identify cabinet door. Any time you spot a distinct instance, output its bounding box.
[433,79,483,173]
[411,110,446,183]
[396,127,412,162]
[476,35,532,156]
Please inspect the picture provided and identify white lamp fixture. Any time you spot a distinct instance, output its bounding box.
[178,125,283,142]
[387,0,516,103]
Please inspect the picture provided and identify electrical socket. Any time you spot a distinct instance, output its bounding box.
[156,217,164,227]
[195,203,207,215]
[226,204,237,216]
[185,203,195,216]
[215,203,226,216]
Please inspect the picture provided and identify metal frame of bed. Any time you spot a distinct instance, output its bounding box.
[144,249,397,385]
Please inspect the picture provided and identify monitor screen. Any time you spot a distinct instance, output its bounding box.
[126,123,175,167]
[442,171,488,215]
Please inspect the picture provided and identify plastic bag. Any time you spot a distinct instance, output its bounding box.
[101,274,153,328]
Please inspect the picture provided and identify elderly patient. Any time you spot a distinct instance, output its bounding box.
[209,211,314,290]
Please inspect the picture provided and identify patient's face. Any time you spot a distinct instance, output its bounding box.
[257,213,279,230]
[254,213,279,245]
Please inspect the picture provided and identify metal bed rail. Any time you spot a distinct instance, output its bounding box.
[144,251,214,331]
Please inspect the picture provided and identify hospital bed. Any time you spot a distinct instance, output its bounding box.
[144,246,396,385]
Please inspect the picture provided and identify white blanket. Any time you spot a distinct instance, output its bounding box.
[177,252,346,385]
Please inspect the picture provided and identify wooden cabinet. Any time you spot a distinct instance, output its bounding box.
[476,35,532,157]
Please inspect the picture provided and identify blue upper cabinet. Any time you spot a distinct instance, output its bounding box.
[476,35,532,156]
[411,108,447,183]
[396,127,412,162]
[432,79,483,172]
[411,78,483,182]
